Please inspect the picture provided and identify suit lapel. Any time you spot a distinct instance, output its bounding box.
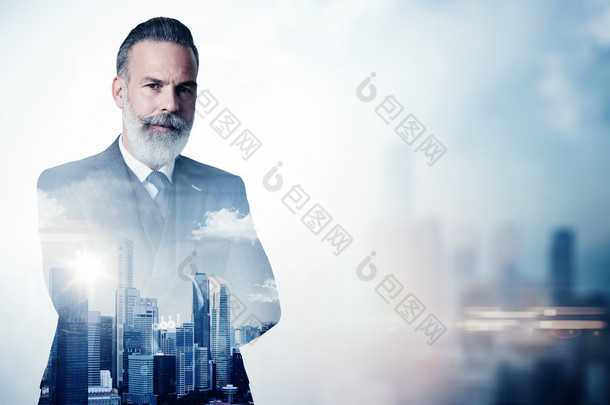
[171,156,210,242]
[89,138,164,256]
[150,157,209,279]
[86,143,213,280]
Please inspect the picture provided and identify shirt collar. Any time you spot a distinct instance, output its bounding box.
[118,133,175,183]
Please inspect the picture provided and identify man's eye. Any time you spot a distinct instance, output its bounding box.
[178,87,193,95]
[146,83,160,89]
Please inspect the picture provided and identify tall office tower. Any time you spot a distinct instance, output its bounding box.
[100,370,112,389]
[134,298,158,355]
[194,344,209,391]
[111,317,117,388]
[122,325,142,394]
[117,237,134,294]
[231,348,250,398]
[496,226,519,281]
[87,387,121,405]
[88,311,101,387]
[40,341,56,404]
[234,328,241,347]
[211,292,217,362]
[176,351,186,398]
[50,266,88,405]
[125,287,141,327]
[550,228,575,306]
[213,284,231,388]
[154,354,177,400]
[115,237,134,389]
[99,316,113,377]
[125,354,155,404]
[240,325,260,345]
[88,370,120,405]
[114,287,140,388]
[160,329,177,355]
[261,321,277,334]
[193,273,211,357]
[495,225,520,309]
[176,323,195,397]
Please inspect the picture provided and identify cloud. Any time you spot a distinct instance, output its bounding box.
[37,190,66,221]
[191,208,258,241]
[247,292,279,303]
[537,53,582,139]
[248,278,279,303]
[588,5,610,46]
[255,279,276,289]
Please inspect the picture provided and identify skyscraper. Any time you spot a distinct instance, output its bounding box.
[176,322,195,396]
[550,228,575,306]
[125,287,141,327]
[195,344,209,391]
[240,325,260,345]
[88,311,101,387]
[117,238,134,293]
[100,370,112,389]
[496,225,520,309]
[193,272,211,357]
[122,325,142,394]
[496,225,519,283]
[99,316,114,379]
[133,297,158,355]
[231,348,250,398]
[125,354,155,404]
[88,371,120,405]
[50,266,88,404]
[115,237,134,389]
[154,354,177,400]
[213,284,231,389]
[261,321,277,334]
[159,329,177,355]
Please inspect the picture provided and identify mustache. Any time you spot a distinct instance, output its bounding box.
[139,113,188,131]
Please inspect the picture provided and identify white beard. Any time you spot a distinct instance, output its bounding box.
[122,92,193,168]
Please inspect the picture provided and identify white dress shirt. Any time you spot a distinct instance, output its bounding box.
[118,133,175,199]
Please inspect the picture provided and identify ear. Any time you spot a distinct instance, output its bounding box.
[112,76,126,108]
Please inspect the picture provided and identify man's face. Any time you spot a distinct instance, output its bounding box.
[114,40,198,169]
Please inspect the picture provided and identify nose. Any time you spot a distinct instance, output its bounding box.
[160,87,179,113]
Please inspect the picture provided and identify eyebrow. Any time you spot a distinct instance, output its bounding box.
[178,80,198,88]
[141,76,198,87]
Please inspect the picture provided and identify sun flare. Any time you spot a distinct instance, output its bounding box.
[74,250,103,283]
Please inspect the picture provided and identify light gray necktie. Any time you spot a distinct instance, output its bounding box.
[147,171,171,218]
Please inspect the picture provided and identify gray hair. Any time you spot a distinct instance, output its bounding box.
[116,17,199,81]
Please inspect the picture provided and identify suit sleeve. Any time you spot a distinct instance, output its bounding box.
[37,167,90,304]
[227,176,281,342]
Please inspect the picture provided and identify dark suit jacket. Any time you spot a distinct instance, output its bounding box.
[37,137,280,402]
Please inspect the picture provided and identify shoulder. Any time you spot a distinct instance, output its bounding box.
[38,155,98,192]
[175,155,244,185]
[37,141,120,192]
[175,155,250,213]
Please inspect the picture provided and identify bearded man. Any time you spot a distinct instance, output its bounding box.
[37,17,280,405]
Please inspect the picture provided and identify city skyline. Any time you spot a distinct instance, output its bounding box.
[41,235,278,404]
